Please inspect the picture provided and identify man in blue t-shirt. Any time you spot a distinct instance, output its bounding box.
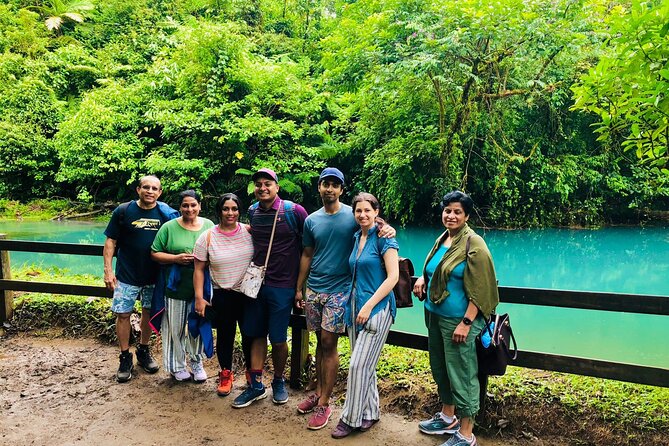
[103,175,178,383]
[294,167,394,431]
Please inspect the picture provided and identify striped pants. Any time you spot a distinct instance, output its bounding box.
[162,297,204,373]
[340,303,393,428]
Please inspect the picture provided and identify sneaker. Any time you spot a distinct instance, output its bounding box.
[307,405,332,430]
[440,432,477,446]
[135,345,159,374]
[116,352,134,383]
[331,420,355,439]
[360,418,379,432]
[232,386,267,408]
[297,393,320,414]
[172,370,192,381]
[190,360,207,383]
[271,377,289,404]
[419,412,460,435]
[217,369,233,396]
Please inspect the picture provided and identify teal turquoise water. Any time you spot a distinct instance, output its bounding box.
[1,221,668,368]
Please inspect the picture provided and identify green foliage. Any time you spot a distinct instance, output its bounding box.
[54,82,149,200]
[0,122,57,198]
[489,367,669,432]
[572,0,669,174]
[0,0,667,225]
[0,199,73,220]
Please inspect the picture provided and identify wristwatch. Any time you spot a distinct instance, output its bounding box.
[462,317,473,326]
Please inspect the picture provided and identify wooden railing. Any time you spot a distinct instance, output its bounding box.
[1,237,668,392]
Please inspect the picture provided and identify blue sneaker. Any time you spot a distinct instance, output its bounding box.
[440,432,477,446]
[232,385,267,408]
[418,412,460,435]
[271,377,289,404]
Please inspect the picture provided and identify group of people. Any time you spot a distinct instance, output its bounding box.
[102,168,499,446]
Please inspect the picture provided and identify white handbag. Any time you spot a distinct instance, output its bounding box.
[238,202,280,298]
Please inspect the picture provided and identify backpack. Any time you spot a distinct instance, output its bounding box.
[376,237,414,308]
[248,200,301,236]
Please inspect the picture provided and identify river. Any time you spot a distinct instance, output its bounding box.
[1,220,668,369]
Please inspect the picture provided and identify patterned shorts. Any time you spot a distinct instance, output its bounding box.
[304,288,348,334]
[111,281,154,314]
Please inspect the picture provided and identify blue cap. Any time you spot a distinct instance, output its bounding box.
[319,167,345,185]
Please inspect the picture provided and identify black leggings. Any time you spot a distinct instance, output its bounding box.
[211,288,252,371]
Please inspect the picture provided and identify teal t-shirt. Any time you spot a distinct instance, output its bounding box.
[303,204,358,293]
[424,245,468,318]
[151,217,214,300]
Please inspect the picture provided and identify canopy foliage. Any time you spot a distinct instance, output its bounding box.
[0,0,667,226]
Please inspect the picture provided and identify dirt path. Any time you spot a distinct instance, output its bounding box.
[0,335,553,446]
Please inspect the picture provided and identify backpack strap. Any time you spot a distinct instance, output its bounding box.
[248,202,260,221]
[248,200,300,236]
[282,200,300,236]
[118,200,133,228]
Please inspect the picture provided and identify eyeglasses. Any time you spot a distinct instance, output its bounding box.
[140,185,160,191]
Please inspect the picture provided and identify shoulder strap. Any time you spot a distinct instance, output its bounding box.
[282,200,299,235]
[248,202,260,221]
[118,201,133,228]
[264,202,281,268]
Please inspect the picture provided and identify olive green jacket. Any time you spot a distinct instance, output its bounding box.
[422,224,499,319]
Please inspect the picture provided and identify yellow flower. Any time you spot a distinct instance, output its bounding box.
[235,151,244,160]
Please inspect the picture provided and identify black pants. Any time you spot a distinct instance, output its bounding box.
[210,288,251,371]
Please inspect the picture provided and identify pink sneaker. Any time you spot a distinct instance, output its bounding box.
[297,393,320,414]
[307,405,332,430]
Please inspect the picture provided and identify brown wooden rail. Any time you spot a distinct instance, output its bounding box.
[1,237,668,391]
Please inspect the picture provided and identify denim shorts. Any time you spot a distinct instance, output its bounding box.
[111,281,154,314]
[241,285,294,344]
[305,288,348,334]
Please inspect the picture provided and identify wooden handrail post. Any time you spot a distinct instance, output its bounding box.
[289,326,310,389]
[0,234,13,323]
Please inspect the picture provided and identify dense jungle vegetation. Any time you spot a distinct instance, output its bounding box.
[1,0,668,226]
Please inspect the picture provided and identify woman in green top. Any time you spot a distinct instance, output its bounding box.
[151,190,214,382]
[412,191,498,446]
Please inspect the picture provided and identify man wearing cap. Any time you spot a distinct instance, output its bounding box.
[294,167,395,430]
[232,168,309,409]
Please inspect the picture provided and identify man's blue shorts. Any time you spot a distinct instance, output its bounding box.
[241,285,294,344]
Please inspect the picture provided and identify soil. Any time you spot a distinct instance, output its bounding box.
[0,334,562,446]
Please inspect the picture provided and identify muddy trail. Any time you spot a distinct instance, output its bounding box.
[0,334,561,446]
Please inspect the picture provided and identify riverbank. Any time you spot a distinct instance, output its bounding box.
[0,199,109,222]
[1,199,668,227]
[4,280,669,445]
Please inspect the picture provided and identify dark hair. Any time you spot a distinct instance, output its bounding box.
[352,192,381,213]
[179,189,201,203]
[215,193,242,222]
[440,190,474,216]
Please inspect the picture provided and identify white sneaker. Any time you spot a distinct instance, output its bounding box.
[190,360,207,383]
[172,370,191,381]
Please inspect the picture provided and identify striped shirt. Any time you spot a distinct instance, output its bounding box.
[193,224,253,290]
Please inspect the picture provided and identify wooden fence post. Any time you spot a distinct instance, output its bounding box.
[289,325,310,390]
[0,234,13,323]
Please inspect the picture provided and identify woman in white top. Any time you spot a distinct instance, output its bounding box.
[193,193,254,396]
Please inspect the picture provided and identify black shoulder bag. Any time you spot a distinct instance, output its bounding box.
[475,312,518,376]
